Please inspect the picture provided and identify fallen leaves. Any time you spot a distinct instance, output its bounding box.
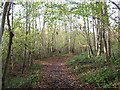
[37,56,83,88]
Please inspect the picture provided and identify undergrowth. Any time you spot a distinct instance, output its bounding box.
[65,52,120,88]
[80,67,120,88]
[5,64,42,88]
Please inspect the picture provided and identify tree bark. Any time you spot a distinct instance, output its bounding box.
[102,3,109,61]
[96,3,103,56]
[103,28,109,61]
[92,17,96,53]
[87,17,94,57]
[118,1,120,57]
[0,1,10,44]
[2,2,13,88]
[22,2,29,74]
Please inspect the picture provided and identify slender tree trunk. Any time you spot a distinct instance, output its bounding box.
[41,16,46,57]
[92,3,96,53]
[92,17,96,54]
[104,2,111,58]
[22,2,28,74]
[65,24,69,54]
[103,28,109,61]
[87,17,94,57]
[97,26,103,56]
[0,1,10,44]
[11,3,14,72]
[83,17,90,57]
[118,2,120,57]
[2,2,13,88]
[107,29,111,58]
[102,4,109,61]
[95,2,103,56]
[95,18,99,51]
[11,47,14,72]
[28,23,32,66]
[71,31,77,53]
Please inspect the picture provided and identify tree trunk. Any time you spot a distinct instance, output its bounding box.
[11,3,14,72]
[71,31,77,53]
[118,2,120,57]
[2,2,13,88]
[97,22,103,56]
[22,2,29,74]
[92,17,96,54]
[103,28,109,61]
[95,18,99,52]
[102,4,109,61]
[0,1,10,44]
[104,2,111,58]
[87,17,94,57]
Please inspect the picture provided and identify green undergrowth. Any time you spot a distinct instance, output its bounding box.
[31,63,42,69]
[53,53,74,57]
[65,52,120,88]
[5,63,43,88]
[80,67,120,88]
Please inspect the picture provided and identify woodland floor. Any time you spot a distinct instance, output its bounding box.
[36,55,85,89]
[6,55,119,89]
[5,54,119,89]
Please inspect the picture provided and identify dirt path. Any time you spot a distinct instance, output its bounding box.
[37,56,83,88]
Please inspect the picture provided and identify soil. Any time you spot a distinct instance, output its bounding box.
[37,56,84,89]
